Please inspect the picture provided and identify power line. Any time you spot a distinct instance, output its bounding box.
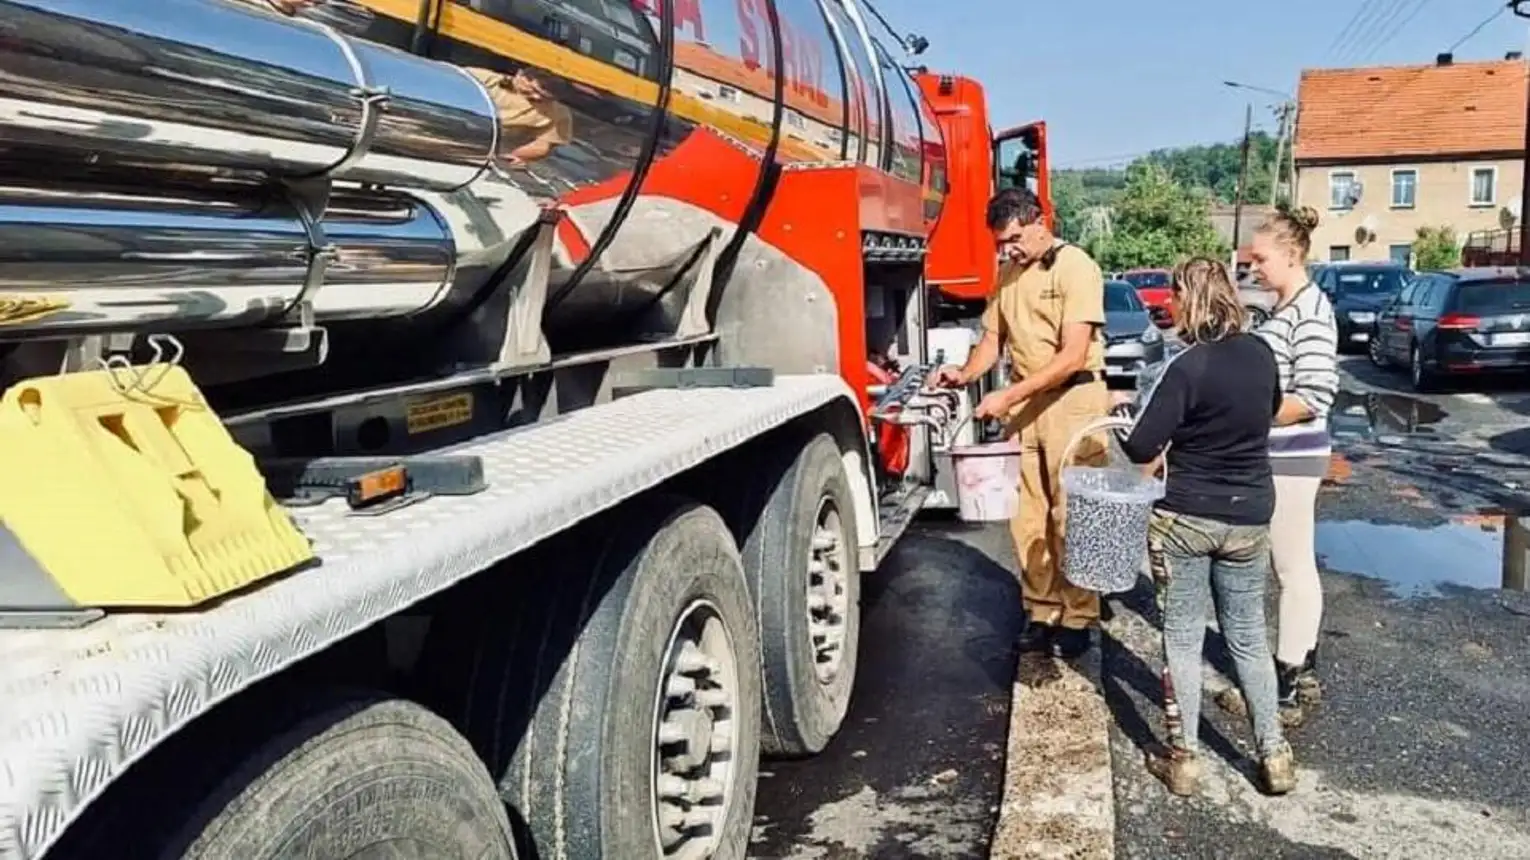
[1343,0,1415,63]
[1327,0,1387,62]
[1357,0,1436,63]
[1333,0,1403,63]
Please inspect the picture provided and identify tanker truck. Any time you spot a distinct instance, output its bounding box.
[0,0,1047,857]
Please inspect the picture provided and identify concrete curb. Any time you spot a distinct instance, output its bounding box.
[988,638,1115,860]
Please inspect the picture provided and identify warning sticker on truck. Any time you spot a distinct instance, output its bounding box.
[405,392,473,434]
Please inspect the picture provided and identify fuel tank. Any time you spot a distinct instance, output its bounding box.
[0,0,953,384]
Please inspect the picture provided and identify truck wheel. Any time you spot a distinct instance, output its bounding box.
[420,498,762,860]
[738,432,860,757]
[52,692,516,859]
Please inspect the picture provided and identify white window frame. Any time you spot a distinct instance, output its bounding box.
[1390,168,1417,209]
[1329,170,1358,209]
[1469,165,1498,207]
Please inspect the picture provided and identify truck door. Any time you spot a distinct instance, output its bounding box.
[991,121,1052,229]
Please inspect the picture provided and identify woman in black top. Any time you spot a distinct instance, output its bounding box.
[1116,257,1296,798]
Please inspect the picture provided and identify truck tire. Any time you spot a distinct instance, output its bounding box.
[737,432,861,757]
[419,498,762,860]
[52,691,516,860]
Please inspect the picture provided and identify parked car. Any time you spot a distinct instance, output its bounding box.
[1314,261,1411,352]
[1119,268,1174,327]
[1103,279,1165,383]
[1369,267,1530,391]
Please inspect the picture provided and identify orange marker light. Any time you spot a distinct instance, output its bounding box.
[346,466,410,509]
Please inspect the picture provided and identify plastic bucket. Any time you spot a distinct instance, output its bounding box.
[950,439,1021,523]
[1060,416,1166,595]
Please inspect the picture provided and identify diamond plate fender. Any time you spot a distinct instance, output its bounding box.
[0,375,870,859]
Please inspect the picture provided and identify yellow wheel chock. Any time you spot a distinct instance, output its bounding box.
[0,364,314,611]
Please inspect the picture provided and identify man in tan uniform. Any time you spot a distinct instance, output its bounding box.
[931,187,1110,658]
[464,66,574,166]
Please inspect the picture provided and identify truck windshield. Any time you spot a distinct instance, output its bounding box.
[1454,281,1530,314]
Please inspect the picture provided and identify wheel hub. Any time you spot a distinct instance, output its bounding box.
[807,500,850,685]
[652,602,738,859]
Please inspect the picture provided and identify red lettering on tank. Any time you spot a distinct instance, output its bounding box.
[737,0,767,73]
[630,0,703,40]
[674,0,705,41]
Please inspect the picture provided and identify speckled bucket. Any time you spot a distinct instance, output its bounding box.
[950,439,1021,522]
[1060,416,1165,594]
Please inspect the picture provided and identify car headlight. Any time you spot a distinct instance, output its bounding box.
[1140,326,1162,344]
[1348,310,1375,323]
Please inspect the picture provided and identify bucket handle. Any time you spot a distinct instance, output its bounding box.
[1060,415,1168,480]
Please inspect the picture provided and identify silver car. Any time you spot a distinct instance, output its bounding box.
[1103,280,1166,383]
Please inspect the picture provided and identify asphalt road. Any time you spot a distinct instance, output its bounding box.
[753,354,1530,859]
[1107,355,1530,859]
[749,519,1022,859]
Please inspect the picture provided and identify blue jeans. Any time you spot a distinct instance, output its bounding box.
[1146,510,1287,756]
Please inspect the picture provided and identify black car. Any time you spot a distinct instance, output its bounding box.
[1369,267,1530,391]
[1312,262,1412,353]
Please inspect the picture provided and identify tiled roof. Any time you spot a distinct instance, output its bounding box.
[1295,59,1526,161]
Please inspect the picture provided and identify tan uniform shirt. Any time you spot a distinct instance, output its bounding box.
[466,68,574,154]
[981,243,1107,379]
[980,244,1106,422]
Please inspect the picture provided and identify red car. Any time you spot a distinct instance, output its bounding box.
[1119,268,1174,327]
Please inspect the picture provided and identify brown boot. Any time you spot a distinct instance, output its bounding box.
[1145,747,1201,797]
[1260,742,1297,795]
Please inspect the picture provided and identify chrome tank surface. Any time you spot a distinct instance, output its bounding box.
[0,183,455,337]
[0,0,497,191]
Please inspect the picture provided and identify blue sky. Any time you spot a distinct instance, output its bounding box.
[872,0,1530,165]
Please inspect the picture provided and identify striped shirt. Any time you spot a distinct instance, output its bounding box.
[1256,283,1339,475]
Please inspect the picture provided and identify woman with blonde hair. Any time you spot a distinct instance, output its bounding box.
[1116,255,1296,797]
[1243,205,1338,726]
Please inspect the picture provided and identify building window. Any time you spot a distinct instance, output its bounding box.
[1390,169,1416,208]
[717,85,739,103]
[1329,171,1358,209]
[1470,166,1497,206]
[1329,245,1351,261]
[1389,244,1412,265]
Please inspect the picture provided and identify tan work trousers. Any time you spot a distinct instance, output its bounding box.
[1008,381,1110,630]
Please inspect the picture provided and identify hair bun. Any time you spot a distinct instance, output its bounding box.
[1293,205,1320,231]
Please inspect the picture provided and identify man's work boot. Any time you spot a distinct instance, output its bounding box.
[1051,626,1092,660]
[1260,742,1297,795]
[1145,746,1200,797]
[1016,622,1055,654]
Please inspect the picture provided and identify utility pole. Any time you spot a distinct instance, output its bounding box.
[1517,1,1530,265]
[1270,101,1295,206]
[1231,103,1253,274]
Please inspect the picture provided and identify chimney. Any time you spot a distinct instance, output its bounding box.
[1509,51,1525,60]
[1436,52,1454,66]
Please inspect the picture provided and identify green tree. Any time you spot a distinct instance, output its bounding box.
[1087,162,1228,270]
[1141,132,1282,205]
[1412,225,1460,270]
[1051,171,1089,243]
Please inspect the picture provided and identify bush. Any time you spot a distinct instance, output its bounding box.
[1412,225,1460,270]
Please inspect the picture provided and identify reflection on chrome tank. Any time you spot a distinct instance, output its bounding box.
[0,0,947,395]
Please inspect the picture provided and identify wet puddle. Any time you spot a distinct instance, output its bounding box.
[1329,390,1447,443]
[1317,514,1530,596]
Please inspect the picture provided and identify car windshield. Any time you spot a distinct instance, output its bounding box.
[1120,270,1170,288]
[1333,269,1409,295]
[1105,282,1144,312]
[1454,281,1530,314]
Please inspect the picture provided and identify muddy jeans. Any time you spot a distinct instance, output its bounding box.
[1147,510,1287,756]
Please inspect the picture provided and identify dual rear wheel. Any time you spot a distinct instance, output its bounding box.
[55,434,860,860]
